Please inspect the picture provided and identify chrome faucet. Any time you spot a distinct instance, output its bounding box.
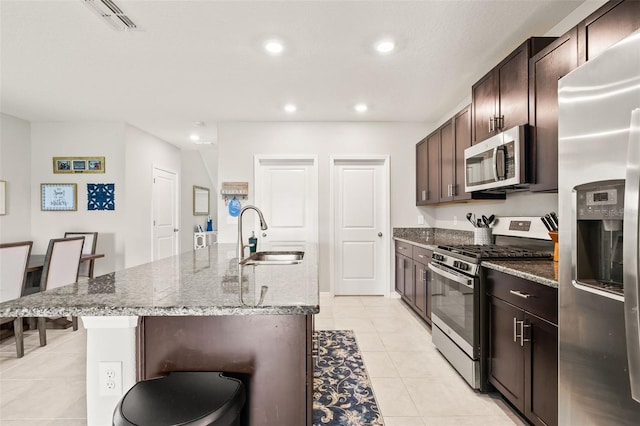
[237,205,268,262]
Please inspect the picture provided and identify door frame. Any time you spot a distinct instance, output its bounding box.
[329,155,391,297]
[253,154,319,243]
[151,165,180,260]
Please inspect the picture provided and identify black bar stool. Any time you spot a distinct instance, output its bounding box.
[113,372,245,426]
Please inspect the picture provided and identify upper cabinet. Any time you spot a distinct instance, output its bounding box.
[529,0,640,192]
[472,37,556,144]
[416,130,441,205]
[578,0,640,64]
[416,105,494,205]
[529,29,579,192]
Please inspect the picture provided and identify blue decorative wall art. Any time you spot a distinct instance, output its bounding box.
[87,183,115,211]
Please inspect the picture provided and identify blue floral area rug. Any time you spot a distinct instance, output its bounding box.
[313,330,384,426]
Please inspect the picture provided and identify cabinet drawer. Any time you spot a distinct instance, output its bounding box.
[485,268,557,324]
[395,241,414,257]
[412,246,432,264]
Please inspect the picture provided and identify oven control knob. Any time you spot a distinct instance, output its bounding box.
[453,261,460,268]
[459,263,468,271]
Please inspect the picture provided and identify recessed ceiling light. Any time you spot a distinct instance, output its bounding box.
[189,133,200,142]
[354,103,368,113]
[264,39,284,55]
[284,103,297,113]
[375,39,396,54]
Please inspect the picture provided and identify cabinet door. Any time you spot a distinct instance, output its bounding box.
[529,29,578,192]
[413,262,427,317]
[416,138,429,205]
[472,71,496,143]
[453,105,472,201]
[425,131,440,205]
[403,256,415,304]
[578,0,640,64]
[497,43,529,132]
[439,120,455,203]
[488,296,525,411]
[395,254,405,296]
[524,313,558,426]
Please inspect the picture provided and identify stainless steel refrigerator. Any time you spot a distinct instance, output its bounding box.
[558,29,640,424]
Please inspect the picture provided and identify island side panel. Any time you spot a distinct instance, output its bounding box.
[139,314,311,426]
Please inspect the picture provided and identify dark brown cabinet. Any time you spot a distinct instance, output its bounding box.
[472,37,555,144]
[412,245,432,324]
[415,132,440,205]
[578,0,640,64]
[395,241,414,303]
[416,105,474,205]
[395,240,432,325]
[529,29,579,192]
[485,268,558,426]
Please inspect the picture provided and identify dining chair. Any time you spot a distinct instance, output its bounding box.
[37,236,85,345]
[0,241,36,357]
[64,232,98,278]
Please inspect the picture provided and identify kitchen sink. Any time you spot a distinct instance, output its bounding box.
[241,251,304,265]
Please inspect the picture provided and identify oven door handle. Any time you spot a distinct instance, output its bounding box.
[428,263,474,289]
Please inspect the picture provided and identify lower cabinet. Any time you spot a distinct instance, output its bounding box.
[485,268,558,426]
[394,240,432,325]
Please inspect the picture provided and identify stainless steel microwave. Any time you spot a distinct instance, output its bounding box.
[464,125,530,192]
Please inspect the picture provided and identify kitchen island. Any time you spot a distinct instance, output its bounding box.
[0,243,319,426]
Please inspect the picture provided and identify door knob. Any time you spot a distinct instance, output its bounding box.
[378,232,383,237]
[262,232,267,237]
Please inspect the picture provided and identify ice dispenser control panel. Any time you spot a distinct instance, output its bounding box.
[576,182,624,220]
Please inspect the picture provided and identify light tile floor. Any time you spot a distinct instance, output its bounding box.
[316,294,527,426]
[0,297,526,425]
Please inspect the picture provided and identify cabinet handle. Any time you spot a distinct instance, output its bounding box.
[513,317,518,343]
[451,184,457,197]
[520,322,530,347]
[497,115,504,131]
[418,254,425,258]
[422,190,426,201]
[514,319,531,346]
[489,117,493,133]
[509,290,531,299]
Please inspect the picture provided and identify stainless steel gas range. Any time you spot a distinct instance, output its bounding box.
[429,217,552,390]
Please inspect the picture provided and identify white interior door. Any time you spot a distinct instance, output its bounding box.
[152,167,178,260]
[254,156,318,251]
[333,158,389,296]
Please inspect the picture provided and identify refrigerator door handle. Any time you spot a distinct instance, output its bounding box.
[624,108,640,403]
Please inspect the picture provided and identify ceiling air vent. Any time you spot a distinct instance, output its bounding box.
[84,0,139,31]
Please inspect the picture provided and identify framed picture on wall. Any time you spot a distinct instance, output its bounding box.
[53,157,105,174]
[41,183,77,211]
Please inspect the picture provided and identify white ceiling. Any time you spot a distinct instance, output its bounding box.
[1,1,584,149]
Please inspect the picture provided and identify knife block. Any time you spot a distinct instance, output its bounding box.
[548,231,558,262]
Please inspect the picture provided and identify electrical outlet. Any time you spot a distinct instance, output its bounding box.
[453,216,458,225]
[99,361,122,396]
[417,215,425,225]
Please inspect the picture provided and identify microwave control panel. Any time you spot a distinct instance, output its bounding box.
[576,181,624,220]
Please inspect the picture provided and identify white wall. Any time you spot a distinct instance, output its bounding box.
[215,122,431,292]
[0,113,31,242]
[180,149,216,251]
[30,122,126,275]
[124,125,181,267]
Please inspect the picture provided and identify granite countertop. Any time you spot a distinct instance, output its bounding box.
[481,260,558,288]
[393,227,473,250]
[0,243,319,317]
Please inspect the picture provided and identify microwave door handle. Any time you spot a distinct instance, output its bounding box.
[624,108,640,402]
[496,146,507,180]
[492,147,499,182]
